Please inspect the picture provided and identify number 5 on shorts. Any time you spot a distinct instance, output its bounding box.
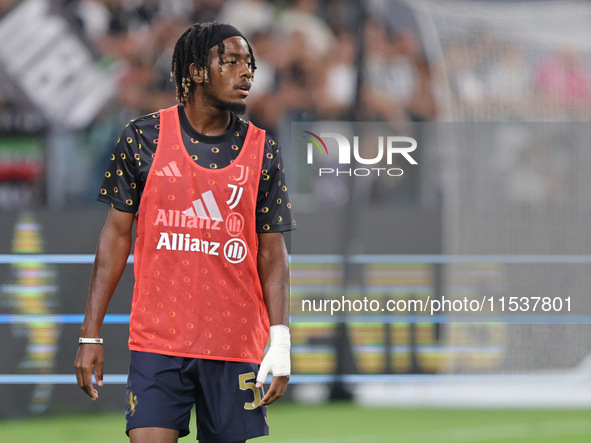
[239,372,262,410]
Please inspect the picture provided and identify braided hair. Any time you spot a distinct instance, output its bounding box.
[171,22,257,104]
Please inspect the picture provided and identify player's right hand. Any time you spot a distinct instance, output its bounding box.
[74,344,104,400]
[256,325,291,405]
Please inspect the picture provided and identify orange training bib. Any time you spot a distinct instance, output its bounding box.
[128,105,269,363]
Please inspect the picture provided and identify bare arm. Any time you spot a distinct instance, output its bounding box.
[74,207,134,400]
[256,231,290,406]
[257,232,289,326]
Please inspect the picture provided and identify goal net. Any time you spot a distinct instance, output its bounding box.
[399,0,591,402]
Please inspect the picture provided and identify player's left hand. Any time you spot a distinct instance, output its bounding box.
[256,324,290,406]
[258,374,289,406]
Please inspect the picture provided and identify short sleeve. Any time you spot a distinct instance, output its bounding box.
[97,123,142,213]
[256,135,296,233]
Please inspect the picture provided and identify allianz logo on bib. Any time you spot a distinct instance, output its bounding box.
[155,188,243,231]
[155,232,248,264]
[154,187,248,264]
[156,232,220,256]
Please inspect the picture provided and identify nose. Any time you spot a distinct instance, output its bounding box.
[239,60,253,78]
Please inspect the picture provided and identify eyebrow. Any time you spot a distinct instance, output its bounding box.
[225,51,251,59]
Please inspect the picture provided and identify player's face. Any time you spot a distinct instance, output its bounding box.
[206,36,253,113]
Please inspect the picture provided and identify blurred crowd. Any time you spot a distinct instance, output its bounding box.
[443,35,591,121]
[0,0,438,208]
[50,0,591,128]
[56,0,437,132]
[1,0,590,209]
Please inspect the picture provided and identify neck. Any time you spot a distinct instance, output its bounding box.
[183,95,232,136]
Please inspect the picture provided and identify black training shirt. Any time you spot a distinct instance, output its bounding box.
[98,106,295,233]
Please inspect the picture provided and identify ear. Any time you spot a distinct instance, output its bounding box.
[190,63,209,84]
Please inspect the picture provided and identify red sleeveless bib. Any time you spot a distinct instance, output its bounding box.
[128,105,269,363]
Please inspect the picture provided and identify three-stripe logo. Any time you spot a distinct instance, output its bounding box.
[183,190,223,222]
[156,161,182,177]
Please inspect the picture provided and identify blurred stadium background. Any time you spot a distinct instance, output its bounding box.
[1,0,591,441]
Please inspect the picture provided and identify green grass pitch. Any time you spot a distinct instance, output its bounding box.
[0,403,590,442]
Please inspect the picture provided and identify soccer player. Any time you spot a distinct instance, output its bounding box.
[74,22,294,443]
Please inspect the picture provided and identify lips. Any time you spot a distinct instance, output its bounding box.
[235,82,251,96]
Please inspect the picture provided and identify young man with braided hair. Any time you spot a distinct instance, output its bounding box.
[74,22,294,443]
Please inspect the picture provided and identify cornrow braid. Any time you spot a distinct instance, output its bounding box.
[170,22,257,105]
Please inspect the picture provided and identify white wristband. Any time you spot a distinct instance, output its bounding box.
[79,337,103,345]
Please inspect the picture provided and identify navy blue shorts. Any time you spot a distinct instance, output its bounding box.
[125,351,269,441]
